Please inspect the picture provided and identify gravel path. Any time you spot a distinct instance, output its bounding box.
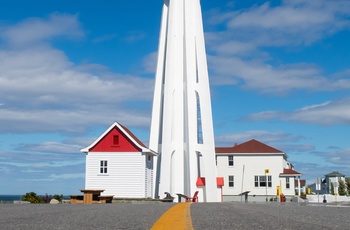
[1,202,350,229]
[191,202,350,230]
[0,203,173,230]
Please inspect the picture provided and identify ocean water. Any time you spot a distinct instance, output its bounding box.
[0,195,22,202]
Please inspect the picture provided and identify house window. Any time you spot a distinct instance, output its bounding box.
[268,176,272,187]
[254,175,272,187]
[286,177,290,189]
[255,176,259,187]
[100,160,108,174]
[229,175,234,187]
[228,156,234,166]
[113,135,119,145]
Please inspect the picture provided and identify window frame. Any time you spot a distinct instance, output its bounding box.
[228,175,234,187]
[100,160,108,174]
[228,155,234,166]
[286,177,290,189]
[254,175,272,188]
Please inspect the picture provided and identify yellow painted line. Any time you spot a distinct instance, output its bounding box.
[151,202,194,230]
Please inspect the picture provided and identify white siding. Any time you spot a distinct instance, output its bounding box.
[145,155,154,198]
[216,154,289,199]
[85,152,146,198]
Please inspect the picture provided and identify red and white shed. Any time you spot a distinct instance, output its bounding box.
[81,122,157,198]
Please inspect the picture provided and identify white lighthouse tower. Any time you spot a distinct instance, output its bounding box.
[149,0,218,202]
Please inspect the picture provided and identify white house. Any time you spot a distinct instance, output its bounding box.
[81,124,304,202]
[216,139,303,202]
[309,171,346,195]
[81,122,157,198]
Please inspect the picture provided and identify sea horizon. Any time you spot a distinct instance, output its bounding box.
[0,195,22,202]
[0,194,70,202]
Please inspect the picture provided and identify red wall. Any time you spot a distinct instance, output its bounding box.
[89,127,141,152]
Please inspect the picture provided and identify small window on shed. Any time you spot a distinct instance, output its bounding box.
[100,160,108,174]
[113,135,119,145]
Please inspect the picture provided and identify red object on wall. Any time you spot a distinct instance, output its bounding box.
[89,127,141,152]
[196,177,224,187]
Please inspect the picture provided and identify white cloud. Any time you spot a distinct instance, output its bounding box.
[93,34,119,43]
[49,173,85,180]
[124,30,146,42]
[18,142,82,154]
[316,148,350,166]
[216,0,350,47]
[245,111,284,122]
[142,51,158,74]
[0,14,154,134]
[0,108,151,133]
[274,144,315,153]
[17,173,85,182]
[245,98,350,125]
[0,158,84,169]
[205,0,350,94]
[215,130,302,146]
[288,98,350,125]
[1,13,83,47]
[208,56,346,94]
[215,130,315,154]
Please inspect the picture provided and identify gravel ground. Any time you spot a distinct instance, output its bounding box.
[0,203,173,230]
[1,202,350,230]
[192,202,350,230]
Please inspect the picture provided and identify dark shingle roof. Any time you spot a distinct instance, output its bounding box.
[280,168,302,176]
[216,139,283,154]
[325,171,345,177]
[118,122,146,148]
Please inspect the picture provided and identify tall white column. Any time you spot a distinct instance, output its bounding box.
[149,0,218,202]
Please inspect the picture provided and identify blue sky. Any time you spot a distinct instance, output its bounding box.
[0,0,349,195]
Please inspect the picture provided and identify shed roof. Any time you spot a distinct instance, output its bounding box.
[81,121,156,155]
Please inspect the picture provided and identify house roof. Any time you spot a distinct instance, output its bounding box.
[215,139,285,155]
[280,168,302,177]
[325,171,345,177]
[118,123,146,148]
[295,180,306,186]
[81,122,156,155]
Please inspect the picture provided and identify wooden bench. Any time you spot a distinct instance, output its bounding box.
[70,195,84,204]
[71,189,106,204]
[80,189,104,204]
[98,196,114,204]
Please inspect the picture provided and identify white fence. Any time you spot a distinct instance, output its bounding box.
[307,194,350,203]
